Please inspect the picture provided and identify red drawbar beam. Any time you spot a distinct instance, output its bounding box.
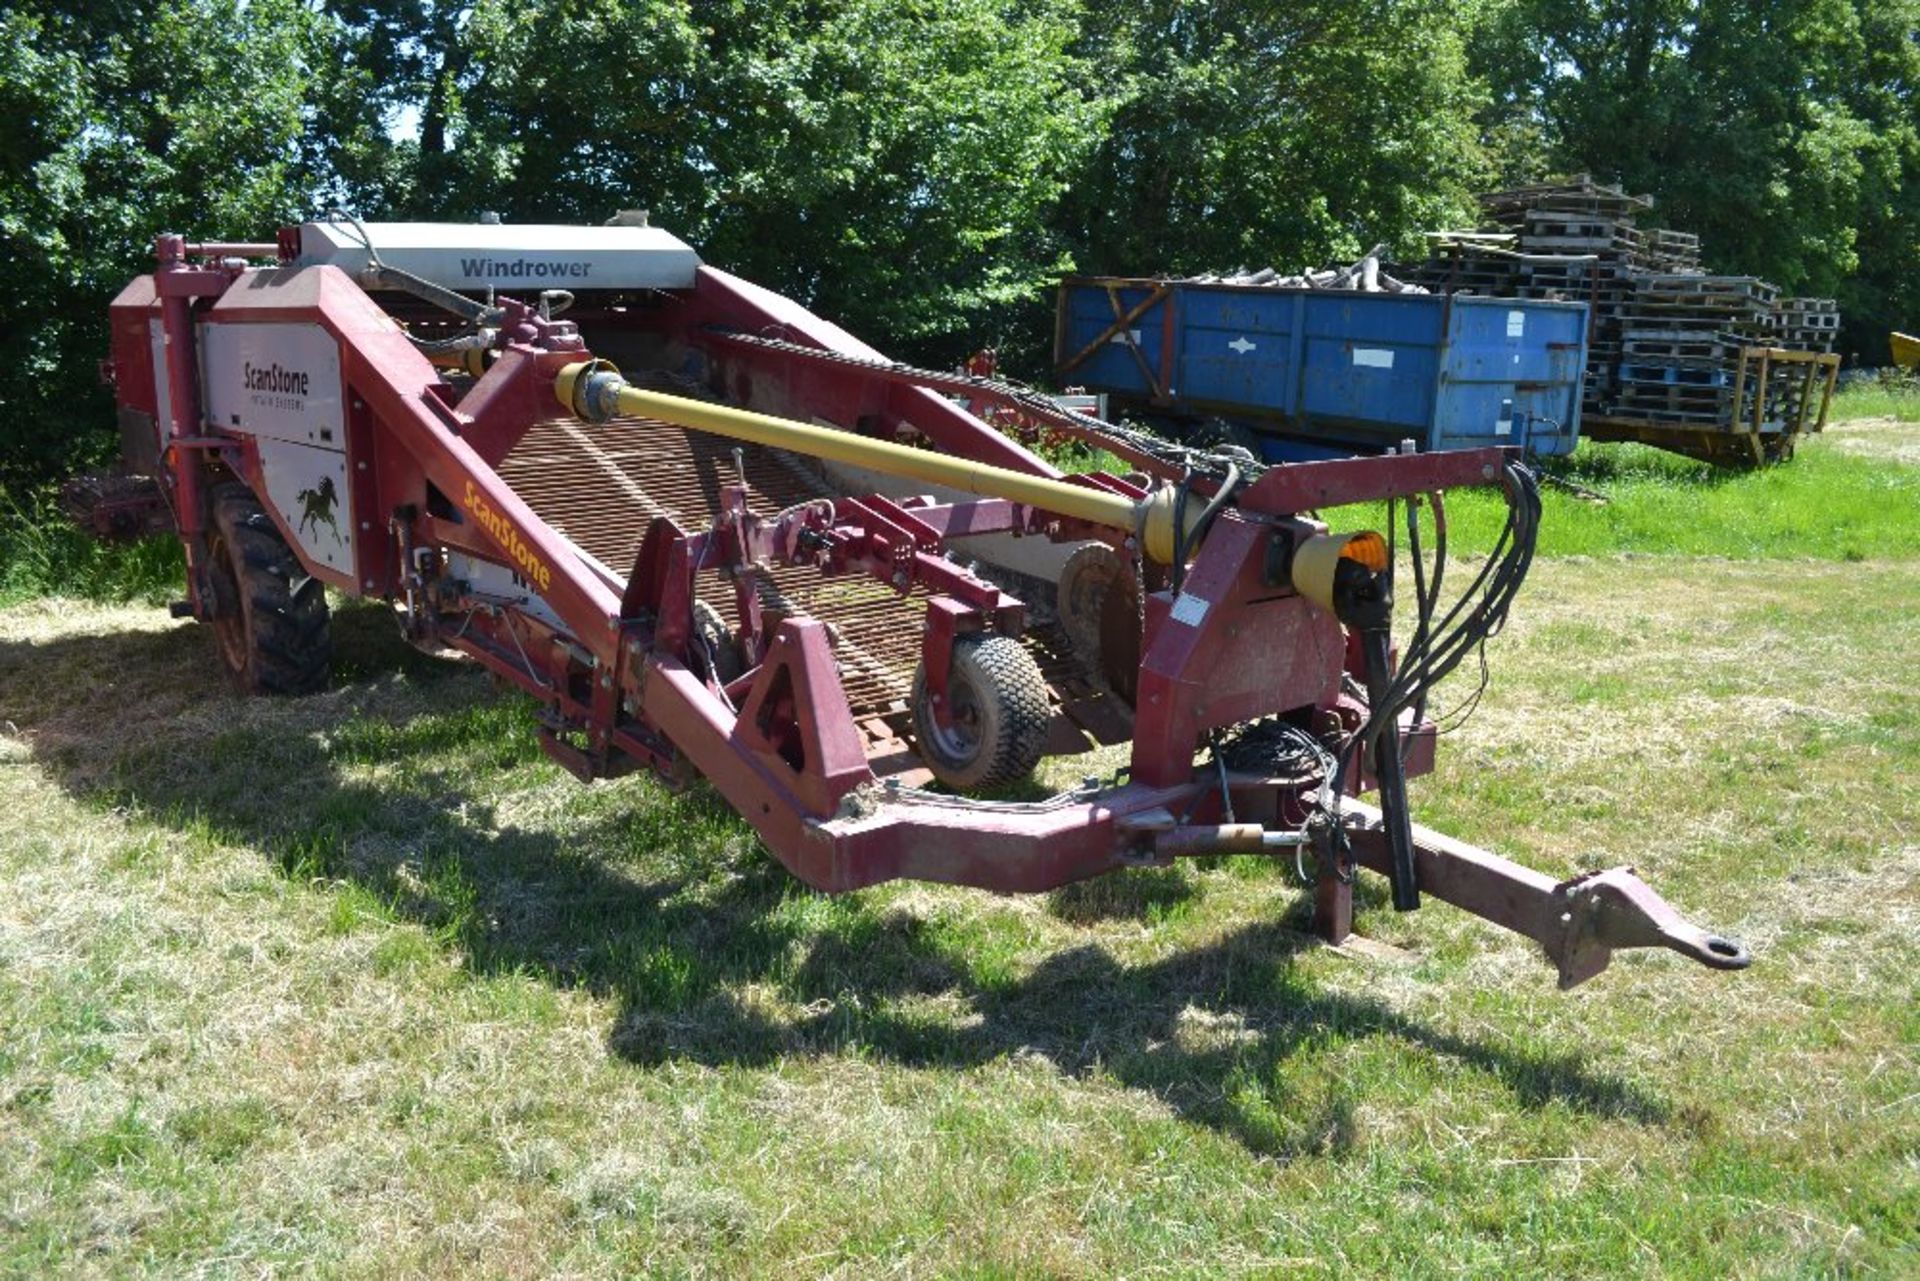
[1239,447,1515,516]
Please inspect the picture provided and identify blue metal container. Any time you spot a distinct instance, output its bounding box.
[1055,278,1590,459]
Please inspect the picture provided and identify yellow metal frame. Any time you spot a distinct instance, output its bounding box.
[1722,346,1842,464]
[1892,331,1919,369]
[1585,347,1839,466]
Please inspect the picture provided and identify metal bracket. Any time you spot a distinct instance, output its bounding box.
[1550,867,1752,989]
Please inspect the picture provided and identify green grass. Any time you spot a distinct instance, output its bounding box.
[1830,379,1920,423]
[1324,432,1917,562]
[0,430,1915,1275]
[2,561,1914,1276]
[0,488,181,607]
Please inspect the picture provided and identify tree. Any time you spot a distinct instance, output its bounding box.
[435,0,1103,361]
[1054,1,1498,279]
[9,0,1906,490]
[0,0,362,486]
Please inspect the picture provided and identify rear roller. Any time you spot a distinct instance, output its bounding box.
[910,634,1050,791]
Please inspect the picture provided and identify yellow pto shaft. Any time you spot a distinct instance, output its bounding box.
[554,362,1198,562]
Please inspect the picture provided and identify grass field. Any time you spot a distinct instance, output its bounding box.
[2,417,1916,1276]
[1830,380,1920,424]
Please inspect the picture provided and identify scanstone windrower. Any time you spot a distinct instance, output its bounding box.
[80,216,1752,989]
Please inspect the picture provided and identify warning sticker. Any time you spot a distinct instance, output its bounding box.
[1353,347,1395,369]
[1507,310,1526,338]
[1170,592,1209,627]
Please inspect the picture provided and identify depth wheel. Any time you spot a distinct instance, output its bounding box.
[205,483,331,695]
[910,634,1050,791]
[1055,543,1140,701]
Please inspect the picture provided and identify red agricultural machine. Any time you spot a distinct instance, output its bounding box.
[84,215,1750,988]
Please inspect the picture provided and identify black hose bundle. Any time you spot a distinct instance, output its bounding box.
[1341,456,1541,787]
[1169,460,1243,594]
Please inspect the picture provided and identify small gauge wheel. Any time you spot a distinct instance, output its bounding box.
[910,634,1050,791]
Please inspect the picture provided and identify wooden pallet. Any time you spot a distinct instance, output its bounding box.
[1642,229,1702,273]
[1619,363,1734,387]
[1622,330,1746,360]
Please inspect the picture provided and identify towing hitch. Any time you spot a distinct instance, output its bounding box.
[1335,799,1751,987]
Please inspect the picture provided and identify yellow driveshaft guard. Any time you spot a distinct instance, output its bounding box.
[555,362,1201,562]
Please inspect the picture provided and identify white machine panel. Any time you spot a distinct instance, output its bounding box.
[297,220,702,293]
[445,552,564,631]
[201,322,346,448]
[255,437,355,577]
[149,320,174,435]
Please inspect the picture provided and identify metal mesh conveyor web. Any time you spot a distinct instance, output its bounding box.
[495,413,1109,743]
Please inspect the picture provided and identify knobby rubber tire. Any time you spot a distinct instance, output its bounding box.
[910,633,1051,792]
[207,483,332,696]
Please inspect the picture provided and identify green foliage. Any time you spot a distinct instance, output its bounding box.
[1831,374,1920,422]
[0,489,182,606]
[0,0,363,488]
[1061,2,1497,278]
[443,0,1103,359]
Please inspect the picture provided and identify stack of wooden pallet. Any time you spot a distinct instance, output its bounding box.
[1771,297,1841,353]
[1615,275,1776,423]
[1405,233,1522,296]
[1478,175,1654,234]
[1405,177,1843,464]
[1644,229,1702,273]
[1488,177,1651,407]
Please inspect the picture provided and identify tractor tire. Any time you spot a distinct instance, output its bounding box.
[205,483,331,695]
[910,633,1050,791]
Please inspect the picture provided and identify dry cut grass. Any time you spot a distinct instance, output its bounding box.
[1821,415,1920,467]
[0,555,1916,1277]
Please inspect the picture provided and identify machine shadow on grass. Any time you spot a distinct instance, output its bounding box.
[0,601,1673,1157]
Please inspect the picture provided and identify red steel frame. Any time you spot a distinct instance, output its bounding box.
[100,232,1751,988]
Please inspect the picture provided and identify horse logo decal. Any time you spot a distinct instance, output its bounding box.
[296,476,343,546]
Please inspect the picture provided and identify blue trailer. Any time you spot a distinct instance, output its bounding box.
[1055,277,1591,461]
